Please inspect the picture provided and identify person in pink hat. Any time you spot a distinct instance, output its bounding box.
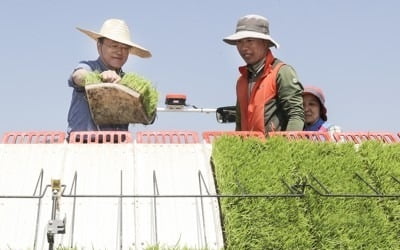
[303,86,341,133]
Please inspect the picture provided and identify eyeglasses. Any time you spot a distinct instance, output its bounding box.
[102,42,131,53]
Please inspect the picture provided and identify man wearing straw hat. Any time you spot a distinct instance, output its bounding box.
[223,14,304,135]
[67,18,151,136]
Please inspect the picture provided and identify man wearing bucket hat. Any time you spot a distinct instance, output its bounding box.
[303,86,341,133]
[67,18,151,136]
[223,14,304,134]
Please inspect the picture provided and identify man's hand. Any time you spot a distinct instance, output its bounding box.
[100,70,121,83]
[72,68,89,87]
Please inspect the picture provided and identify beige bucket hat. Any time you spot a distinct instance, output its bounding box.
[223,14,279,48]
[77,18,151,58]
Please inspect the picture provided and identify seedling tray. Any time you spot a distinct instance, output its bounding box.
[85,83,153,125]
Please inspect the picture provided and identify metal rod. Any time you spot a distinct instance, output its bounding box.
[152,170,159,245]
[310,174,332,194]
[33,169,44,250]
[304,189,400,198]
[0,184,51,199]
[119,171,123,250]
[354,173,382,195]
[68,172,78,248]
[48,188,58,250]
[306,173,400,198]
[198,171,208,247]
[198,171,212,195]
[281,178,305,195]
[8,190,400,199]
[391,175,400,185]
[59,194,304,198]
[156,107,216,113]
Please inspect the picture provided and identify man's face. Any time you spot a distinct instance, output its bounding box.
[236,38,269,65]
[98,38,130,70]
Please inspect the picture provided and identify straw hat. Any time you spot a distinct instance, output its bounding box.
[303,86,327,121]
[223,14,279,48]
[77,18,151,58]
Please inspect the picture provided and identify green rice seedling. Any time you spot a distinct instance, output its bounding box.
[212,136,313,249]
[299,141,396,249]
[84,71,102,85]
[120,73,158,117]
[356,141,400,248]
[212,137,400,249]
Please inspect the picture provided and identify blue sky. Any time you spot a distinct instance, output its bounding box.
[1,1,399,137]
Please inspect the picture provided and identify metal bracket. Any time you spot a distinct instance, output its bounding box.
[47,217,66,234]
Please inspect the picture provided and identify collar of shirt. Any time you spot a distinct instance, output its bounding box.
[304,118,325,131]
[96,57,125,77]
[247,58,266,79]
[246,58,266,97]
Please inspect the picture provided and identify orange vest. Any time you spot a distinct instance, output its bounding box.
[237,52,284,134]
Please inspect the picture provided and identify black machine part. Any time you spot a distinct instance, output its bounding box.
[216,106,236,123]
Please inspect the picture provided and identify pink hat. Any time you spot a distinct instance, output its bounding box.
[303,86,327,121]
